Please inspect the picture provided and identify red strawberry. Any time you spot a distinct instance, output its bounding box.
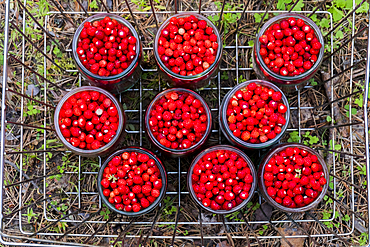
[138,153,149,163]
[132,203,141,212]
[142,185,152,194]
[267,187,276,197]
[141,198,150,208]
[251,129,259,139]
[132,185,142,194]
[133,176,143,184]
[151,189,160,197]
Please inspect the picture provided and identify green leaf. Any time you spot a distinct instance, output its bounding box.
[328,6,345,22]
[277,0,286,10]
[208,15,219,23]
[309,78,317,86]
[90,0,98,9]
[343,214,350,222]
[287,131,300,143]
[335,30,344,39]
[128,124,135,131]
[309,136,319,145]
[53,46,63,58]
[311,14,318,23]
[248,40,254,47]
[319,18,330,29]
[142,6,151,11]
[356,1,369,13]
[254,13,262,23]
[334,144,341,151]
[155,5,167,10]
[291,0,304,11]
[334,0,346,8]
[354,93,363,107]
[326,116,332,122]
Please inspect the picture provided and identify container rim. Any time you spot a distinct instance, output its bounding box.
[258,143,329,213]
[153,12,223,80]
[97,147,167,216]
[145,88,212,155]
[220,79,290,149]
[187,145,257,214]
[72,13,141,81]
[255,13,325,82]
[54,86,125,156]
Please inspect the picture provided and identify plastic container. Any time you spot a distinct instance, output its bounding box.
[252,13,324,90]
[72,13,142,95]
[257,143,329,213]
[145,88,212,157]
[219,79,290,150]
[187,145,257,214]
[153,12,223,89]
[54,86,126,157]
[97,147,167,216]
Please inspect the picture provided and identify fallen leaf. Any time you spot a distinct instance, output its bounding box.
[216,240,231,247]
[252,203,273,229]
[277,227,305,247]
[26,84,40,96]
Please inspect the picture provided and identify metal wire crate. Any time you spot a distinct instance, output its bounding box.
[0,0,369,245]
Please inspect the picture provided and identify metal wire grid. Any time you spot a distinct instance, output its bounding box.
[0,0,369,245]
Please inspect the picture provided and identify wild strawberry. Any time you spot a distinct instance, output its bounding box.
[228,115,236,124]
[101,179,110,188]
[267,187,276,197]
[294,194,303,204]
[133,176,143,184]
[258,17,322,76]
[140,198,150,208]
[191,149,254,211]
[263,146,326,209]
[251,129,259,139]
[132,185,142,194]
[241,131,251,141]
[132,203,141,212]
[101,151,164,212]
[142,185,152,194]
[319,177,327,186]
[76,16,137,76]
[151,189,160,198]
[137,153,149,163]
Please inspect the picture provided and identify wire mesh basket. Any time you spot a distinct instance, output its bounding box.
[0,0,369,246]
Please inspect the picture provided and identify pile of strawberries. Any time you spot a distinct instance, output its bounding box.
[148,90,209,150]
[157,15,219,76]
[59,90,119,150]
[191,149,254,211]
[76,16,137,77]
[263,147,327,208]
[101,151,163,212]
[259,17,322,76]
[226,82,287,144]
